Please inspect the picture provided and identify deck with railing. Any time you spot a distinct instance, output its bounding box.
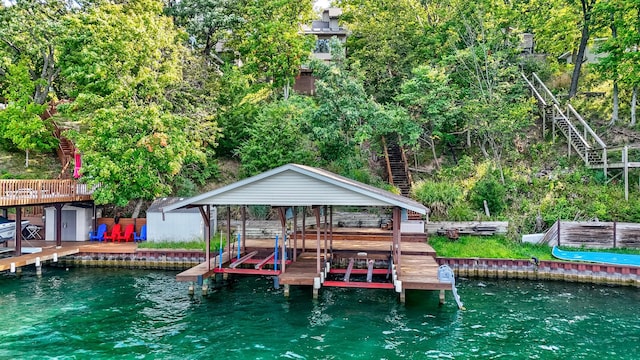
[0,180,93,206]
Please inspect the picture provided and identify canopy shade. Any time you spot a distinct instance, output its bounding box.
[161,164,428,215]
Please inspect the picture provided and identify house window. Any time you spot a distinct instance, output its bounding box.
[314,39,330,53]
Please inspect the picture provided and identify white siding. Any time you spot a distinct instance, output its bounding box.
[45,206,92,241]
[147,212,205,242]
[198,171,390,206]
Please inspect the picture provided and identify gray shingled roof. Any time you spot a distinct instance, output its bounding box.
[160,164,428,214]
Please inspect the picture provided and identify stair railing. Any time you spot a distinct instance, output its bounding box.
[381,136,394,186]
[552,103,591,164]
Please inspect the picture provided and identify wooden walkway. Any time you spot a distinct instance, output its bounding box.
[0,245,80,272]
[279,252,321,286]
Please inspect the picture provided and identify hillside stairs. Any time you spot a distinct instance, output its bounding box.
[41,101,76,179]
[522,73,640,200]
[382,136,412,197]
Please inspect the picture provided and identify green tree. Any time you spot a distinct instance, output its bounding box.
[57,0,210,206]
[230,0,314,96]
[238,96,316,176]
[0,0,66,105]
[397,66,463,169]
[165,0,243,58]
[0,60,56,166]
[338,0,434,102]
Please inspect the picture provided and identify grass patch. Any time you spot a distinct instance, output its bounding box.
[0,148,61,179]
[429,235,554,260]
[138,234,228,252]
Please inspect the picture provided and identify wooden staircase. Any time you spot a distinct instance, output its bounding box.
[522,72,640,200]
[41,101,75,179]
[382,136,412,197]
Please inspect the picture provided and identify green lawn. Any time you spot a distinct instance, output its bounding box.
[429,235,555,260]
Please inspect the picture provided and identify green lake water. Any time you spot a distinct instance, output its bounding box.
[1,267,639,359]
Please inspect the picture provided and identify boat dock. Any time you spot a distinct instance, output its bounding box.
[0,245,80,274]
[176,229,453,303]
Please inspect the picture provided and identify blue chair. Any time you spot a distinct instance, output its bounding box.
[134,224,147,242]
[89,224,108,241]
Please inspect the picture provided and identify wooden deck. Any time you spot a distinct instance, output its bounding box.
[279,252,321,286]
[0,180,93,207]
[0,245,80,272]
[399,255,452,290]
[175,252,231,283]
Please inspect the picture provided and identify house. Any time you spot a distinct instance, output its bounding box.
[294,8,348,95]
[146,197,216,242]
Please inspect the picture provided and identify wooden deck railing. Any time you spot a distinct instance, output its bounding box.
[0,179,94,206]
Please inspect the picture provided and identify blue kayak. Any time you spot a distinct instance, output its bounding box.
[552,246,640,266]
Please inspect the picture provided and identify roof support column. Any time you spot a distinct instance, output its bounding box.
[314,206,321,274]
[226,206,231,262]
[198,205,211,271]
[14,206,22,256]
[293,206,297,262]
[55,203,63,247]
[278,207,287,273]
[393,206,401,275]
[302,207,306,252]
[329,206,333,259]
[323,205,328,262]
[241,206,247,254]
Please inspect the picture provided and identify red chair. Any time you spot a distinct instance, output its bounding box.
[104,224,122,242]
[121,224,135,242]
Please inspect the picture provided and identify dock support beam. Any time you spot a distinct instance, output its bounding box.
[202,278,209,296]
[188,282,195,295]
[439,290,445,305]
[35,257,42,277]
[284,284,290,297]
[313,277,321,299]
[400,289,406,304]
[15,206,22,256]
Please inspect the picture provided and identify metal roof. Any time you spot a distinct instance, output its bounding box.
[160,164,428,214]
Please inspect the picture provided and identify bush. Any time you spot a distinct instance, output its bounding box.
[412,180,463,217]
[469,174,507,215]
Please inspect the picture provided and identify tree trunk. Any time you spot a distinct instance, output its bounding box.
[609,14,618,126]
[131,199,144,219]
[569,0,594,99]
[610,80,619,125]
[631,86,637,127]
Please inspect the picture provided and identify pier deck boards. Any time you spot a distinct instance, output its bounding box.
[0,245,80,272]
[279,252,320,286]
[175,252,231,283]
[399,255,452,291]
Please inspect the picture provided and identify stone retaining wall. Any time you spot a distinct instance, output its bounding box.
[439,257,640,287]
[53,250,640,287]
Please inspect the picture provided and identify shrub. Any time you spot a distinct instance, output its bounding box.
[412,180,463,217]
[469,174,507,215]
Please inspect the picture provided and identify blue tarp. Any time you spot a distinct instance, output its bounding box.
[552,246,640,267]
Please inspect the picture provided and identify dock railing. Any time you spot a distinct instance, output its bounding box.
[0,179,94,206]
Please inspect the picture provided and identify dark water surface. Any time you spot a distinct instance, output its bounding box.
[1,267,639,359]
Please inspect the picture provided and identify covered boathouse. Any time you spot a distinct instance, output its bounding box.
[161,163,457,305]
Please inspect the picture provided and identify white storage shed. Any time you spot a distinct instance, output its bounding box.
[44,204,93,241]
[147,197,216,242]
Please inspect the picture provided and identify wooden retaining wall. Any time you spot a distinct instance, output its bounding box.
[426,221,509,235]
[544,221,640,248]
